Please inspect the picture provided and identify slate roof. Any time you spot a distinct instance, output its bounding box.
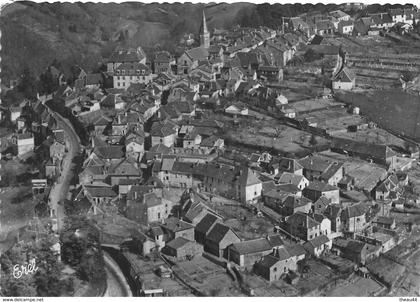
[231,235,283,256]
[115,62,151,75]
[284,196,312,209]
[258,254,282,268]
[154,51,174,63]
[195,213,221,234]
[165,237,193,250]
[277,172,306,187]
[333,67,356,82]
[305,181,338,192]
[108,159,141,176]
[86,73,103,85]
[206,223,234,243]
[109,48,145,63]
[299,156,332,173]
[304,234,330,249]
[85,185,117,198]
[284,243,306,257]
[342,203,368,219]
[161,217,194,233]
[287,212,320,229]
[375,216,395,225]
[314,196,331,211]
[94,145,125,159]
[186,47,209,61]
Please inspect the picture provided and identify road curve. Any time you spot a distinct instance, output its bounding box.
[103,251,132,297]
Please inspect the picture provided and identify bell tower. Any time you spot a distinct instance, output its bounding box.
[199,10,210,49]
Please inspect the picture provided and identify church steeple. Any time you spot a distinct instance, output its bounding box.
[199,10,210,49]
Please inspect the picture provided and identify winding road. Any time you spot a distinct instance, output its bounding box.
[47,108,81,232]
[46,105,131,296]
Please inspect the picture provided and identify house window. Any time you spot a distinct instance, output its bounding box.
[273,267,277,272]
[143,76,145,80]
[158,213,161,219]
[122,70,125,75]
[142,70,145,75]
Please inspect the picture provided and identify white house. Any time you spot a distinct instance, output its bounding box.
[225,104,249,116]
[17,133,34,156]
[338,20,354,35]
[113,62,153,89]
[332,67,356,90]
[10,107,21,122]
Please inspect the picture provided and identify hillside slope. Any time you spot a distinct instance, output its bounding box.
[0,2,256,82]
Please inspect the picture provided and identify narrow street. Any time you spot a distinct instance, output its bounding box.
[47,109,81,231]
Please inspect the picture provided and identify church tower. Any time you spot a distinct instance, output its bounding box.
[199,10,210,49]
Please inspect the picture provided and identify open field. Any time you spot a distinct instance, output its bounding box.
[173,255,241,296]
[296,259,340,296]
[336,126,408,149]
[326,275,383,297]
[300,107,366,134]
[243,272,298,296]
[336,90,420,143]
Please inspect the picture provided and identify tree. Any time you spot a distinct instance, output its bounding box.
[17,67,38,100]
[0,238,71,297]
[309,134,318,146]
[39,68,59,94]
[60,216,105,283]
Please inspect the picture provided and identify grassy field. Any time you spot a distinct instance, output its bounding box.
[326,276,383,297]
[336,90,420,143]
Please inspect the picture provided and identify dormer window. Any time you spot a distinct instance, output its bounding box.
[122,70,125,75]
[137,70,140,75]
[116,70,120,75]
[142,70,145,75]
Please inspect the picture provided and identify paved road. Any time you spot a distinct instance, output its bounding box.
[103,251,132,297]
[47,109,81,232]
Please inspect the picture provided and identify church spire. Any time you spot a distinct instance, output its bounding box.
[200,10,210,49]
[201,10,208,34]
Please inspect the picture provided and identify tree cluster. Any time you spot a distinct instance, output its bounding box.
[0,238,73,297]
[60,216,106,285]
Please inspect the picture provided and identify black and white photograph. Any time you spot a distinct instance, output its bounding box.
[0,0,420,299]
